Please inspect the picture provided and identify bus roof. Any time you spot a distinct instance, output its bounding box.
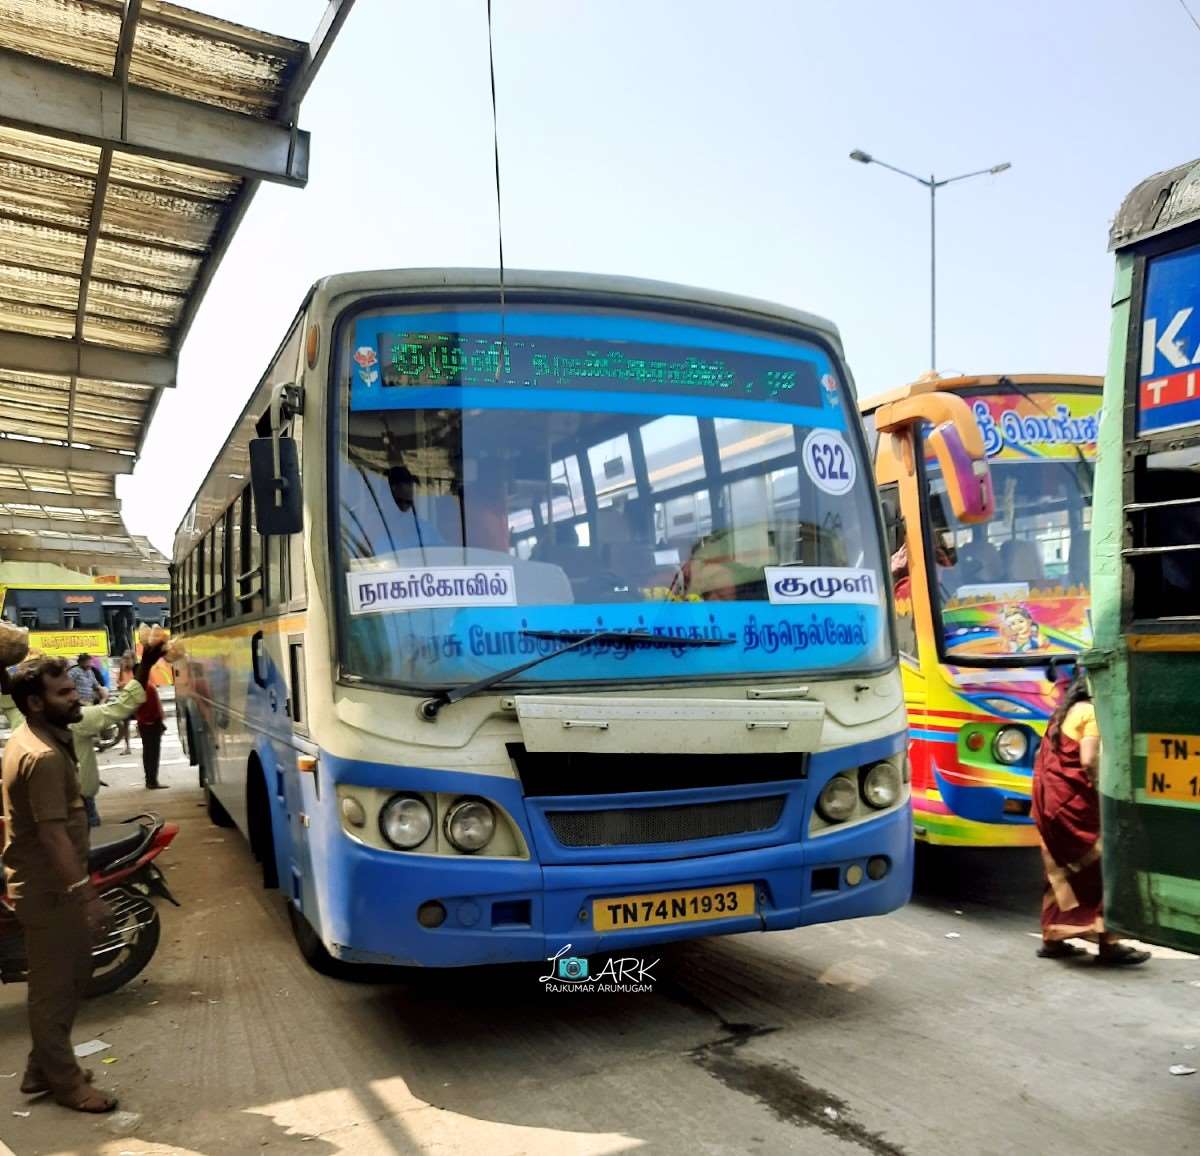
[858,373,1103,414]
[1110,158,1200,251]
[309,267,846,349]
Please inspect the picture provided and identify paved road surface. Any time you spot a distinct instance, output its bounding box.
[0,722,1195,1155]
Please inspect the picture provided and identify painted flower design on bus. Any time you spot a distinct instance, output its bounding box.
[998,603,1042,653]
[353,346,379,386]
[821,374,839,404]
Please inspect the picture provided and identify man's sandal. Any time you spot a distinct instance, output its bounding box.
[20,1068,92,1096]
[1097,944,1152,967]
[1037,941,1087,959]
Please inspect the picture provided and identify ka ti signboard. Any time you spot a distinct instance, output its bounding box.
[1139,242,1200,434]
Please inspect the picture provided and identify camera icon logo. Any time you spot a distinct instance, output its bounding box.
[557,956,589,981]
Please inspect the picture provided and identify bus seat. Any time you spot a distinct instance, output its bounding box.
[602,541,657,580]
[1000,539,1043,582]
[431,496,464,547]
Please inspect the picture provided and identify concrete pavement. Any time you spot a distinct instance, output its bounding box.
[0,725,1195,1155]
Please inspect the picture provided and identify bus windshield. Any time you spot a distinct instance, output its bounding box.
[922,390,1099,663]
[335,303,891,689]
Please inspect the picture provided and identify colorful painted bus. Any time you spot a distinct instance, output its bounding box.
[0,580,170,660]
[171,270,989,973]
[861,375,1102,846]
[1091,159,1200,953]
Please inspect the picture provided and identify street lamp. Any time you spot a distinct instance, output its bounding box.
[850,149,1011,370]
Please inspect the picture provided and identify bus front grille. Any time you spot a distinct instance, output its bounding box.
[544,795,786,848]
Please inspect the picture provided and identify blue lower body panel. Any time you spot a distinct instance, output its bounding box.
[314,787,912,965]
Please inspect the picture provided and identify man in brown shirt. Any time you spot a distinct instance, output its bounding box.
[2,657,117,1113]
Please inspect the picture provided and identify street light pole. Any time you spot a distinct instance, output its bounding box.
[929,175,936,371]
[849,150,1011,371]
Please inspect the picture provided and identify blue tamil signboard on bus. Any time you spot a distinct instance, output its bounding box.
[1139,242,1200,434]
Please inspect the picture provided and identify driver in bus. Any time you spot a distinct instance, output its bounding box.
[385,465,445,550]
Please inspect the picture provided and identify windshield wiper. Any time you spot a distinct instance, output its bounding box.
[418,628,734,720]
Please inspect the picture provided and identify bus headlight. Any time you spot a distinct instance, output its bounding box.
[379,794,433,849]
[861,762,901,809]
[444,798,497,853]
[816,775,858,823]
[993,727,1029,765]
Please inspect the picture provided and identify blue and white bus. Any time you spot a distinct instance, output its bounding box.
[171,270,989,973]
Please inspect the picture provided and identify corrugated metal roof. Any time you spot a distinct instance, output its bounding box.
[1110,157,1200,252]
[0,0,352,577]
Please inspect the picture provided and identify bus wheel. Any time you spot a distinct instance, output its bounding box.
[286,901,361,979]
[206,785,235,828]
[247,762,278,889]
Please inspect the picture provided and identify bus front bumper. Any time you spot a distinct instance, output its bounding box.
[318,801,913,968]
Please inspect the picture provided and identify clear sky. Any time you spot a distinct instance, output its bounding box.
[119,0,1200,553]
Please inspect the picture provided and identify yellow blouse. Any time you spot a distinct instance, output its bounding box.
[1062,701,1099,742]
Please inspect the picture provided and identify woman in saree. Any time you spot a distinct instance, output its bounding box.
[1031,670,1150,966]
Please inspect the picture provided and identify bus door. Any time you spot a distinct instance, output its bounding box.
[874,443,929,727]
[101,601,135,656]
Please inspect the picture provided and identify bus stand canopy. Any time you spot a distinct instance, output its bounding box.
[0,0,352,579]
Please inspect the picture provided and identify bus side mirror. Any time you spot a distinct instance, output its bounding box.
[250,437,303,536]
[925,422,995,524]
[249,382,304,536]
[874,390,995,525]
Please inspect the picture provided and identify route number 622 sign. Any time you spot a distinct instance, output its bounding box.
[802,429,856,496]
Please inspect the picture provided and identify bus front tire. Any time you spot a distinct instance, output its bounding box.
[206,785,235,828]
[286,901,362,980]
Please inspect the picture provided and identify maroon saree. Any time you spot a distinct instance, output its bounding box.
[1030,716,1104,941]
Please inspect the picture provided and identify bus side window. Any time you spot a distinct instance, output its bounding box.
[213,514,228,623]
[241,486,262,616]
[265,535,289,610]
[880,482,916,656]
[287,635,306,727]
[1131,447,1200,620]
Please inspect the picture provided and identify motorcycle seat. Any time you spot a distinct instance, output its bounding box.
[87,824,146,873]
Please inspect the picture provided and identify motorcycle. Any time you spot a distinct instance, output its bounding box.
[0,812,179,997]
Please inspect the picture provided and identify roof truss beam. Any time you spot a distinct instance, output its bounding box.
[0,512,119,535]
[0,331,175,389]
[0,48,310,186]
[0,488,119,512]
[0,547,163,572]
[0,534,142,556]
[0,438,134,475]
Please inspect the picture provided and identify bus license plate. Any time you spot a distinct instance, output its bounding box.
[1145,732,1200,805]
[593,883,756,932]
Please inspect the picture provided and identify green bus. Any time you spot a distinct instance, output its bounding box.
[1091,157,1200,953]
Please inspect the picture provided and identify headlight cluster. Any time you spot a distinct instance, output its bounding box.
[377,793,498,854]
[992,726,1030,765]
[816,761,903,824]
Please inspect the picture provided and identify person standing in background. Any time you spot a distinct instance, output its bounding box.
[115,654,134,756]
[1032,669,1150,966]
[68,655,104,706]
[135,678,167,790]
[3,643,166,826]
